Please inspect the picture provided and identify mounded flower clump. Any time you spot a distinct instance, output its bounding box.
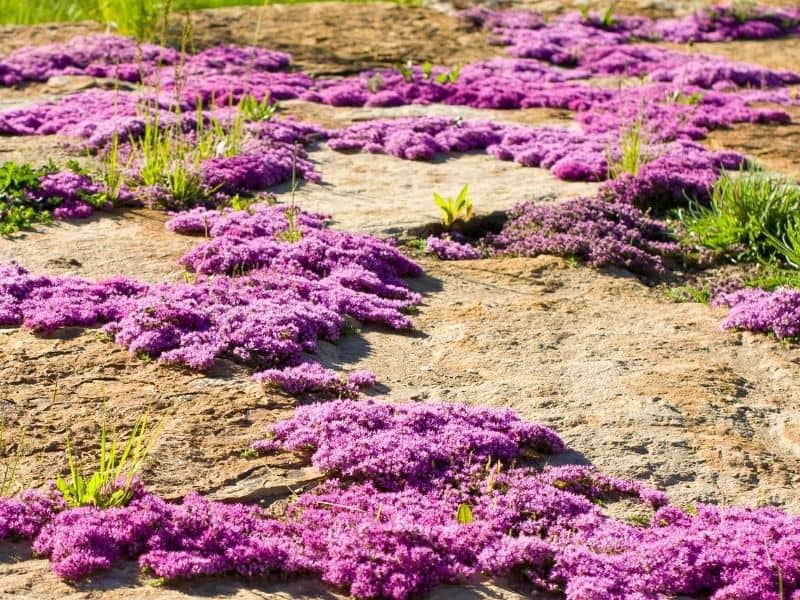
[1,400,798,599]
[712,287,800,339]
[0,205,420,393]
[462,5,800,77]
[426,138,745,273]
[0,35,289,86]
[485,196,681,275]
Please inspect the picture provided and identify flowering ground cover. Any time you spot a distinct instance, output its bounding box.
[0,205,420,393]
[0,3,800,599]
[2,400,799,599]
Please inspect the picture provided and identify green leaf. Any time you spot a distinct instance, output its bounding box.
[456,503,473,525]
[421,61,433,79]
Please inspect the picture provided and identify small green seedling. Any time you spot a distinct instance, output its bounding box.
[239,448,259,459]
[599,5,616,28]
[665,285,711,304]
[230,194,255,212]
[433,184,473,229]
[435,64,461,85]
[627,512,650,526]
[396,60,414,83]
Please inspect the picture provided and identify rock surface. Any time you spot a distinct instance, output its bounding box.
[0,1,798,598]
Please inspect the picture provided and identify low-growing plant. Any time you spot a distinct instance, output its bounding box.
[599,4,616,28]
[681,168,800,264]
[433,184,473,229]
[0,160,59,235]
[0,205,51,236]
[395,60,414,83]
[435,64,461,85]
[56,408,163,509]
[239,93,280,122]
[130,98,248,207]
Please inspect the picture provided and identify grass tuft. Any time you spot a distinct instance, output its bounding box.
[56,406,164,509]
[681,168,800,265]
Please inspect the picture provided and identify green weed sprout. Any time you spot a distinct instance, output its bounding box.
[456,503,473,525]
[667,90,704,105]
[581,3,616,27]
[395,60,414,83]
[433,184,473,229]
[599,4,616,28]
[239,93,280,122]
[608,121,647,178]
[421,61,433,79]
[277,145,302,243]
[0,161,59,235]
[435,64,461,85]
[56,408,163,509]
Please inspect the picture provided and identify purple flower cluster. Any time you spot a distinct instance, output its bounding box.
[425,235,482,260]
[39,170,104,220]
[0,262,146,329]
[0,35,290,87]
[199,141,320,198]
[0,490,59,540]
[487,196,680,275]
[254,400,566,486]
[328,117,612,180]
[0,34,178,86]
[327,116,747,215]
[712,287,800,339]
[250,400,798,600]
[653,4,800,43]
[30,488,293,580]
[461,6,800,89]
[579,84,790,142]
[1,205,421,381]
[253,362,376,397]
